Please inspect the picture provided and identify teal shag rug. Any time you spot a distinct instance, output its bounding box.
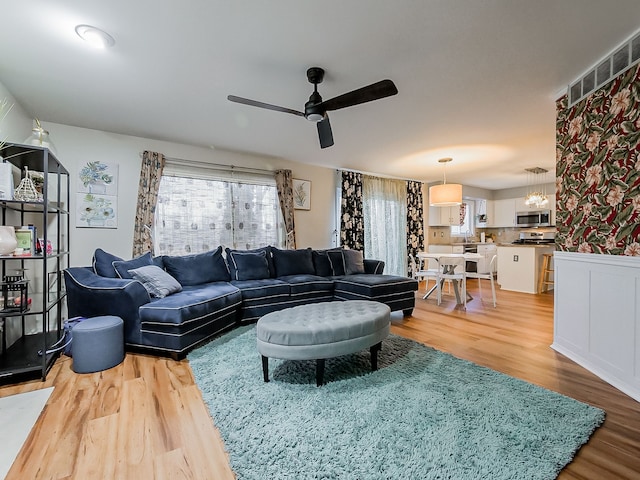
[188,326,605,480]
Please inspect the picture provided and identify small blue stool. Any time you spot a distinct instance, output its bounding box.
[72,315,125,374]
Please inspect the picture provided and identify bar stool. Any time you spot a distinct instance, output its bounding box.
[538,253,554,293]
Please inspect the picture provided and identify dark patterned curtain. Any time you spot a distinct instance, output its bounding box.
[459,202,467,226]
[340,171,364,250]
[133,151,165,256]
[275,169,296,249]
[406,180,424,273]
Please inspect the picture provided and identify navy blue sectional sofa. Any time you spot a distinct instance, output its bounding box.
[63,246,418,358]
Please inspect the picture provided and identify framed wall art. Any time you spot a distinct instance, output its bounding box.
[293,178,311,210]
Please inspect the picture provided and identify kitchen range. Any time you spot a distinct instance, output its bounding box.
[511,231,556,245]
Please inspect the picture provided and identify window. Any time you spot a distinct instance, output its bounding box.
[154,164,285,256]
[450,202,474,237]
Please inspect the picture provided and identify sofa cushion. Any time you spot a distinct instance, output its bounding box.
[113,252,154,279]
[92,248,123,278]
[272,247,315,277]
[139,282,241,326]
[343,249,365,275]
[129,265,182,298]
[333,274,418,296]
[164,247,230,285]
[227,249,272,281]
[278,274,334,296]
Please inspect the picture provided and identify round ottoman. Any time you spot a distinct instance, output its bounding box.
[72,315,125,374]
[257,300,391,386]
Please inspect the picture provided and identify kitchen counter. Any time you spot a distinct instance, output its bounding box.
[496,245,554,294]
[497,243,557,248]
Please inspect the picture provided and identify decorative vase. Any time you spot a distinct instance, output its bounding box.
[0,226,17,255]
[88,181,107,194]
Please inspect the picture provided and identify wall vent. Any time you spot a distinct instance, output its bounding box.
[568,30,640,106]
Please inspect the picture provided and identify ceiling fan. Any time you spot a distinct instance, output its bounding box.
[227,67,398,149]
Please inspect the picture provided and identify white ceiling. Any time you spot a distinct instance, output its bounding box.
[1,1,640,190]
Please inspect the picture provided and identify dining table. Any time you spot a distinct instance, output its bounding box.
[417,252,483,304]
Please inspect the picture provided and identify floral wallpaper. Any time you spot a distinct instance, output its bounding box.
[556,62,640,255]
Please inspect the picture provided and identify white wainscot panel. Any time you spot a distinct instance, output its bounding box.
[552,252,640,402]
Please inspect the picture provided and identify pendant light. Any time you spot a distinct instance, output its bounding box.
[524,167,549,208]
[429,157,462,206]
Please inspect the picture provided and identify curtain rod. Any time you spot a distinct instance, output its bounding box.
[337,167,425,183]
[140,152,276,175]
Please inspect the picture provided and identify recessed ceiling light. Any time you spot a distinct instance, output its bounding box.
[75,24,115,49]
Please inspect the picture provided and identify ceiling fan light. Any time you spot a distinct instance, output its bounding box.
[306,113,324,122]
[75,24,115,49]
[429,183,462,206]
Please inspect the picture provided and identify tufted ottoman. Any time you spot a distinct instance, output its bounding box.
[256,300,391,386]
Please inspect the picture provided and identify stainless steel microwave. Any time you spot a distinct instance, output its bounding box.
[515,210,551,227]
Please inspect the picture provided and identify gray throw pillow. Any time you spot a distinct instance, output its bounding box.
[343,249,365,275]
[129,265,182,298]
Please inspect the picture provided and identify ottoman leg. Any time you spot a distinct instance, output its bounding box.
[370,342,382,371]
[316,359,325,387]
[261,355,269,382]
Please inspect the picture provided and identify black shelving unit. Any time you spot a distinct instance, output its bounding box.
[0,143,70,383]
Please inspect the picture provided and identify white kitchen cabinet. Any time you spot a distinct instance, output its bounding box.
[428,205,461,226]
[477,243,497,273]
[489,199,516,227]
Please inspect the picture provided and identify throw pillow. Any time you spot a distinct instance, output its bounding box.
[343,249,365,275]
[271,247,315,277]
[92,248,123,278]
[312,248,343,276]
[113,252,154,279]
[327,250,346,276]
[225,246,274,279]
[129,265,182,298]
[227,250,271,281]
[163,247,230,286]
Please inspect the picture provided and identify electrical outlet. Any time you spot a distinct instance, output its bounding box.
[441,232,444,237]
[433,231,436,237]
[513,255,519,262]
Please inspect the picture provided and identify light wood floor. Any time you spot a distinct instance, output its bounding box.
[2,280,640,479]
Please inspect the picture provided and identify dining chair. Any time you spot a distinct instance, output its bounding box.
[409,253,439,290]
[465,254,497,307]
[436,256,467,309]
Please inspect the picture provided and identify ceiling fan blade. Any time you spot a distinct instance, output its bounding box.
[317,115,334,149]
[227,95,305,117]
[321,79,398,111]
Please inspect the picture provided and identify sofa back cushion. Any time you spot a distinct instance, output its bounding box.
[164,247,231,285]
[113,252,154,279]
[272,247,315,277]
[226,249,271,281]
[92,248,123,278]
[327,250,346,276]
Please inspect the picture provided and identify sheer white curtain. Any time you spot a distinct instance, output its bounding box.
[363,175,407,276]
[154,162,285,255]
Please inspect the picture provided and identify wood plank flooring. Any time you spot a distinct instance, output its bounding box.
[1,279,639,479]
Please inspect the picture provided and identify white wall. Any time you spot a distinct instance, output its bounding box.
[44,123,338,265]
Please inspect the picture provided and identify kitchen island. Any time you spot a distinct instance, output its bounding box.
[496,244,555,294]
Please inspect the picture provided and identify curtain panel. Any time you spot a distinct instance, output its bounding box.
[406,180,424,271]
[363,175,407,276]
[133,150,165,257]
[275,169,296,249]
[340,171,364,250]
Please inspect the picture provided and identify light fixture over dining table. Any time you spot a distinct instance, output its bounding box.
[429,157,462,206]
